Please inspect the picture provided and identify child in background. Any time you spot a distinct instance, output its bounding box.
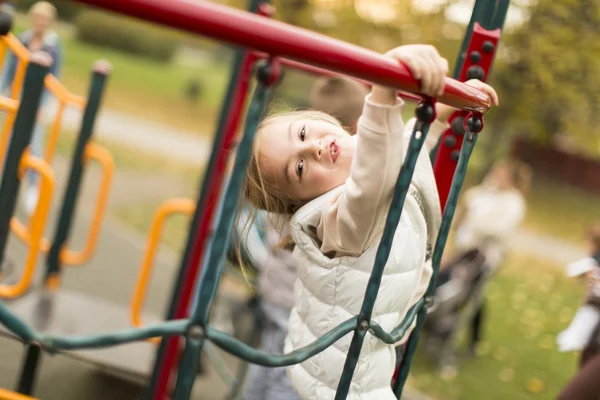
[310,76,369,134]
[1,1,63,215]
[557,222,600,359]
[241,74,370,400]
[240,43,498,399]
[450,160,530,354]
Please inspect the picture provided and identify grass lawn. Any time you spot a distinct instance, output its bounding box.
[409,252,583,400]
[522,178,599,247]
[112,197,194,254]
[10,14,230,136]
[54,129,201,183]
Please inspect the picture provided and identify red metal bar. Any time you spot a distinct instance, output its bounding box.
[149,53,256,399]
[254,52,422,103]
[72,0,490,112]
[433,23,501,210]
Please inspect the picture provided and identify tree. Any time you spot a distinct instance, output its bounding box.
[490,0,600,158]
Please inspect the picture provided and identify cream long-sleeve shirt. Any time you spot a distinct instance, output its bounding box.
[315,94,448,257]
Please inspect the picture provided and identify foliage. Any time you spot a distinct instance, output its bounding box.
[490,0,600,158]
[74,10,180,63]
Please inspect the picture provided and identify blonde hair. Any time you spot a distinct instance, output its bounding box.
[29,1,57,20]
[310,76,368,132]
[237,109,343,252]
[243,109,342,214]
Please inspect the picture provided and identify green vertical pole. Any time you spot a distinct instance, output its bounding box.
[144,43,248,400]
[335,103,435,400]
[430,0,502,163]
[394,129,479,398]
[0,52,51,397]
[171,61,277,400]
[452,0,491,78]
[45,61,111,282]
[0,53,50,271]
[145,1,265,397]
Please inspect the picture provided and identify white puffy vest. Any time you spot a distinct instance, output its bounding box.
[284,122,442,400]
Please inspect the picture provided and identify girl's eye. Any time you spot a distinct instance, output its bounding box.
[296,159,304,180]
[299,125,306,141]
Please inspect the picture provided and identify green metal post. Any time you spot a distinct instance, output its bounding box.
[45,61,111,281]
[394,129,479,398]
[145,1,265,397]
[335,104,435,399]
[0,52,51,398]
[144,45,251,400]
[0,54,49,272]
[430,0,506,162]
[172,61,277,399]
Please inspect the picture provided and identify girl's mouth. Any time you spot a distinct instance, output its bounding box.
[329,140,340,163]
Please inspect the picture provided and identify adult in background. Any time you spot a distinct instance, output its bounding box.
[1,1,63,215]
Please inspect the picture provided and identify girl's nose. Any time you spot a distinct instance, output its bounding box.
[313,140,323,161]
[304,140,322,161]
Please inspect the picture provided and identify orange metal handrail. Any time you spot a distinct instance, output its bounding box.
[0,151,54,298]
[0,388,39,400]
[10,143,114,270]
[61,143,114,266]
[0,34,87,167]
[130,198,196,342]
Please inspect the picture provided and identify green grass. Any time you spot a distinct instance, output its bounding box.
[54,129,201,182]
[410,252,583,400]
[112,198,193,253]
[522,178,599,247]
[11,15,230,136]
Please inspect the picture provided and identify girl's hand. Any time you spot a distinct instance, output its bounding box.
[370,44,449,105]
[388,44,449,97]
[436,79,500,121]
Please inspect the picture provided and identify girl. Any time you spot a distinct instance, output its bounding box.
[241,44,498,399]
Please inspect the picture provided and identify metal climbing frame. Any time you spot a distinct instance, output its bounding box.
[0,0,508,399]
[0,33,115,298]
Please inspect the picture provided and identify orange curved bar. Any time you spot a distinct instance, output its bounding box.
[0,97,18,112]
[9,217,50,252]
[43,100,66,163]
[61,143,114,266]
[6,37,29,101]
[0,38,6,69]
[45,75,86,110]
[0,152,54,298]
[130,198,196,341]
[0,388,39,400]
[3,34,31,63]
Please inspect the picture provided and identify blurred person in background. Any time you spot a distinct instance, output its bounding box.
[448,160,531,354]
[1,1,63,215]
[557,222,600,400]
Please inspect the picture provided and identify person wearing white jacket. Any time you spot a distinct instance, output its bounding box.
[240,44,499,399]
[450,160,530,354]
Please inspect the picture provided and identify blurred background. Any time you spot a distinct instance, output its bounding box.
[0,0,598,399]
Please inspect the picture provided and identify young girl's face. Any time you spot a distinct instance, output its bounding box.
[258,117,356,204]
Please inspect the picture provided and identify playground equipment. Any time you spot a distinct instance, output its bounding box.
[0,0,509,399]
[0,31,114,299]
